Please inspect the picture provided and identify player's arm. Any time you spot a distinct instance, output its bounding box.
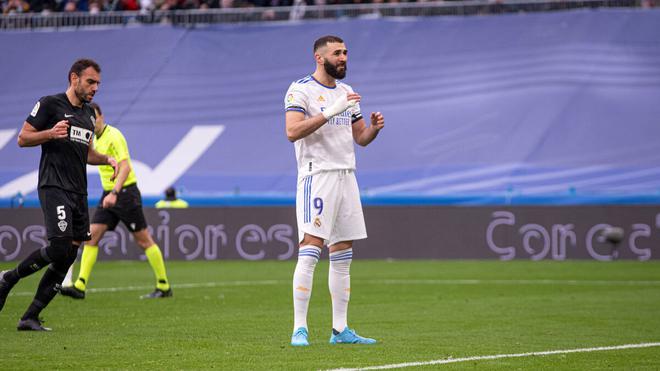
[87,137,118,179]
[352,112,385,147]
[285,111,328,142]
[285,92,361,142]
[101,159,130,208]
[17,120,69,147]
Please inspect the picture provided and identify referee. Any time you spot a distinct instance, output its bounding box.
[0,59,117,331]
[60,102,172,300]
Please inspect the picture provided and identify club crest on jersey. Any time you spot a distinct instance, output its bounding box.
[314,217,322,228]
[287,94,294,103]
[318,95,325,102]
[58,220,68,232]
[70,126,93,145]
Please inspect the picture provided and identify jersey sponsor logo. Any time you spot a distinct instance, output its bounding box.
[58,220,68,232]
[30,101,40,117]
[70,126,93,145]
[64,114,74,118]
[328,111,353,126]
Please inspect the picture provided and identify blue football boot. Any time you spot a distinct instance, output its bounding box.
[291,327,310,346]
[329,327,377,344]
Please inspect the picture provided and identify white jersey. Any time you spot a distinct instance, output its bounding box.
[285,75,363,176]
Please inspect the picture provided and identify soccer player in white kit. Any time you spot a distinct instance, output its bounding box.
[285,35,385,346]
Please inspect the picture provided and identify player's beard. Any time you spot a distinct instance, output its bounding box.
[324,59,346,80]
[75,82,93,103]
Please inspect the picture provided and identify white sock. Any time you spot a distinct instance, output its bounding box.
[293,245,321,331]
[62,264,75,287]
[329,248,352,332]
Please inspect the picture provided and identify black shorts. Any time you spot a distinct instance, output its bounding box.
[38,186,91,241]
[92,184,147,232]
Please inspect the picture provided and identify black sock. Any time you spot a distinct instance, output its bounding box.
[21,265,66,321]
[4,248,50,285]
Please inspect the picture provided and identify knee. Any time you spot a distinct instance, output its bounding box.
[300,234,324,249]
[137,241,152,250]
[296,246,322,272]
[329,241,353,253]
[45,237,78,273]
[134,231,155,250]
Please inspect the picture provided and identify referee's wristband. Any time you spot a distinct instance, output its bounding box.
[110,189,119,196]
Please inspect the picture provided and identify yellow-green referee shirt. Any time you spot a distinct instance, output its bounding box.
[95,124,137,191]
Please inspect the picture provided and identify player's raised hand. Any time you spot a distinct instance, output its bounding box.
[108,157,118,181]
[49,120,69,140]
[346,92,361,106]
[370,112,385,131]
[322,93,361,120]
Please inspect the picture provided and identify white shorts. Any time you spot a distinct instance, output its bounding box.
[296,169,367,246]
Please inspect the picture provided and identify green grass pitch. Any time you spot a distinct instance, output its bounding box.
[1,260,659,370]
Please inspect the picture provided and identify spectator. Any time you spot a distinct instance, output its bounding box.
[3,0,29,14]
[63,0,76,11]
[155,187,189,209]
[118,0,140,10]
[89,0,101,12]
[139,0,154,11]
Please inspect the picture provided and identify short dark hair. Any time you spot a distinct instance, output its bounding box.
[165,186,176,200]
[68,58,101,83]
[89,102,102,115]
[313,35,344,53]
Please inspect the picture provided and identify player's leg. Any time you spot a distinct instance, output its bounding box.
[62,264,75,287]
[74,223,106,291]
[328,241,353,335]
[1,188,69,314]
[291,172,337,346]
[17,237,79,331]
[60,194,109,299]
[0,246,52,313]
[16,189,86,330]
[291,233,323,346]
[59,223,106,299]
[119,186,171,299]
[134,228,172,298]
[327,170,374,344]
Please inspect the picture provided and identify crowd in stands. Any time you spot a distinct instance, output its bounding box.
[2,0,656,15]
[2,0,408,14]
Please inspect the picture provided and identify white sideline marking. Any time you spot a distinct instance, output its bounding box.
[325,342,660,371]
[9,280,286,297]
[8,278,660,297]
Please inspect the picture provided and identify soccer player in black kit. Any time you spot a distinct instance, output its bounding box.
[0,59,117,331]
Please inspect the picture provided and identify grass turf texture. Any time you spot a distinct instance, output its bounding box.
[1,260,659,370]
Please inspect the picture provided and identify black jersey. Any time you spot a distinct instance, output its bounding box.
[25,93,96,195]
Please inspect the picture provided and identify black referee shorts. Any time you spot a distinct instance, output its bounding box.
[92,184,148,232]
[38,186,91,241]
